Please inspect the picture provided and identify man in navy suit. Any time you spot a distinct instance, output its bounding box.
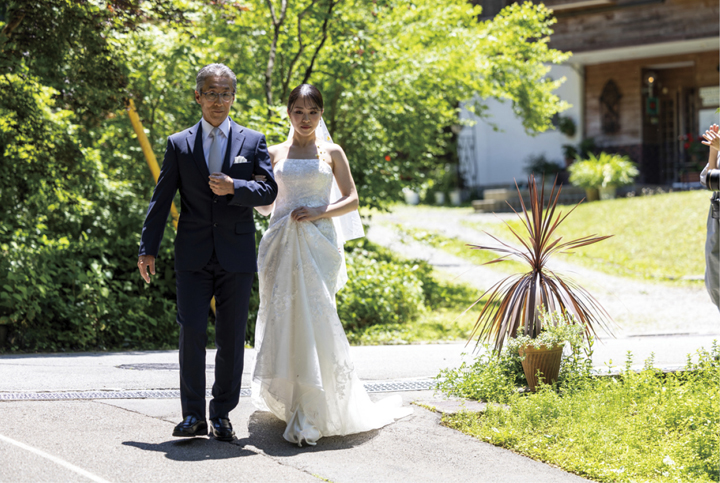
[137,63,277,441]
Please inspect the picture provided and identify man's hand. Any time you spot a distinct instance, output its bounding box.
[209,173,235,196]
[138,255,156,284]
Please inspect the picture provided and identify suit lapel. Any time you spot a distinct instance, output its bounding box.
[187,121,210,178]
[224,119,246,173]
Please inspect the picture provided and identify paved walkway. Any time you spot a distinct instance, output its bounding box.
[0,347,594,483]
[1,336,717,483]
[1,205,718,482]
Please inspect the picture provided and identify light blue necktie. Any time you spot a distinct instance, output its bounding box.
[207,127,224,174]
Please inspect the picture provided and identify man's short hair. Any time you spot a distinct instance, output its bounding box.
[195,63,237,93]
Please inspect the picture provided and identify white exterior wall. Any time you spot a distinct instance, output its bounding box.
[459,64,583,188]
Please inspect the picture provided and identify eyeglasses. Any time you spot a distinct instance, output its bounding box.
[201,91,235,103]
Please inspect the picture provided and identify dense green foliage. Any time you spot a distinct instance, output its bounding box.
[438,344,720,483]
[0,1,182,351]
[0,62,179,351]
[340,239,477,331]
[0,0,569,351]
[339,245,426,331]
[568,152,639,189]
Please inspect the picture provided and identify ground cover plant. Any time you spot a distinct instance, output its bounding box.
[436,342,720,483]
[461,190,708,285]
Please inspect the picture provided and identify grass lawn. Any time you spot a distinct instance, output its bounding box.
[461,190,710,285]
[394,224,530,275]
[438,344,720,483]
[346,307,474,345]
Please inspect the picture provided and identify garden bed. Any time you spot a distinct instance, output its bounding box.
[436,343,720,483]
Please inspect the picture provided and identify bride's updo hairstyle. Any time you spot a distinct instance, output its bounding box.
[288,84,324,111]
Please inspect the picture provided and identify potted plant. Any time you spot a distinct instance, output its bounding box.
[557,115,576,138]
[567,158,602,201]
[463,176,615,367]
[569,152,638,201]
[524,154,564,184]
[598,153,639,199]
[562,138,596,168]
[511,308,588,391]
[561,144,578,168]
[439,164,462,206]
[402,187,420,205]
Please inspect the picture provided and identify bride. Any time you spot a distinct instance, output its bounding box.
[251,84,412,446]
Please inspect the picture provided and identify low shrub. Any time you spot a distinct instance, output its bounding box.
[338,247,426,332]
[569,152,639,189]
[0,193,179,352]
[2,216,471,351]
[338,239,477,333]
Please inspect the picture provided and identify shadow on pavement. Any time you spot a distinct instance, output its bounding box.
[123,438,255,460]
[124,411,382,460]
[241,411,380,456]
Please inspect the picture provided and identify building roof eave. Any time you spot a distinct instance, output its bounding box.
[563,37,719,66]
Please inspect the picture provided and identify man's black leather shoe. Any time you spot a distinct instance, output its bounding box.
[172,416,208,437]
[210,417,235,441]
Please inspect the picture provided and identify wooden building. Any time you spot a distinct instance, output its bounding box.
[464,0,719,187]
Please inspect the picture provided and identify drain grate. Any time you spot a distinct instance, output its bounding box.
[0,381,434,401]
[117,363,190,371]
[0,389,245,401]
[364,381,434,392]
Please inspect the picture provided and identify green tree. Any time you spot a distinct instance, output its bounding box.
[195,0,569,207]
[0,0,570,351]
[0,1,184,351]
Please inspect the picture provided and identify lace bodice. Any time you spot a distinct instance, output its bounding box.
[271,158,333,224]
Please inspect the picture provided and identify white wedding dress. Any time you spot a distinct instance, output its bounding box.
[251,158,412,446]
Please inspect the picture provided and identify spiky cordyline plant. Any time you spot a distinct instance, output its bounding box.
[465,176,615,354]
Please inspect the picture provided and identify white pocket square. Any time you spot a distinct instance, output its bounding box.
[233,155,250,164]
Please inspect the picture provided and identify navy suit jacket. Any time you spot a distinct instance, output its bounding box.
[138,118,278,273]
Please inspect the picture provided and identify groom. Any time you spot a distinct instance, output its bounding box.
[137,63,277,441]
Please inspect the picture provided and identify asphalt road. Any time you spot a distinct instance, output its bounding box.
[1,339,718,483]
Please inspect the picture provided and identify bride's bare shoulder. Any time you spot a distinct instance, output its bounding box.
[323,143,347,163]
[268,141,290,155]
[268,141,291,164]
[321,142,344,155]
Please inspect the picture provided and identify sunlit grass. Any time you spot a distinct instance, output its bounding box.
[440,344,720,483]
[461,190,708,285]
[394,224,530,274]
[347,307,475,345]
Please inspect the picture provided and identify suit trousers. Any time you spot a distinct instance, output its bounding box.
[175,251,254,420]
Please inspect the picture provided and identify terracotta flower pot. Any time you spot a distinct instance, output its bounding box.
[519,344,564,391]
[584,188,599,202]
